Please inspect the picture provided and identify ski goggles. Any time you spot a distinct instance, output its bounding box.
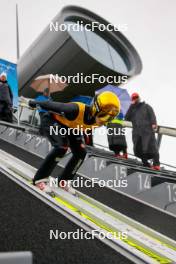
[96,112,116,122]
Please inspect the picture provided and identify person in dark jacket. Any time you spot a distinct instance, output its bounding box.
[34,88,66,157]
[107,113,128,159]
[125,93,160,170]
[35,88,53,136]
[0,72,13,122]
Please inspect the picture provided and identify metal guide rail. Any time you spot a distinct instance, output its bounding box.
[0,149,176,264]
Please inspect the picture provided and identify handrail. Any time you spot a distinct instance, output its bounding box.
[123,121,176,137]
[18,99,176,138]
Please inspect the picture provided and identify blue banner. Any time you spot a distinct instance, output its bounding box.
[0,58,18,107]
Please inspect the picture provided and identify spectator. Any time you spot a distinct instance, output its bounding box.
[107,113,128,159]
[35,88,53,135]
[125,92,160,170]
[0,72,13,122]
[33,88,64,157]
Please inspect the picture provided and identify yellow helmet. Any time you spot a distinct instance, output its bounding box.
[92,91,121,121]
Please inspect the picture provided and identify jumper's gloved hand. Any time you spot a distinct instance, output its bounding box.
[152,124,158,132]
[29,100,37,108]
[19,97,31,108]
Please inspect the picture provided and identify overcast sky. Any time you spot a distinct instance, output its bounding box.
[0,0,176,166]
